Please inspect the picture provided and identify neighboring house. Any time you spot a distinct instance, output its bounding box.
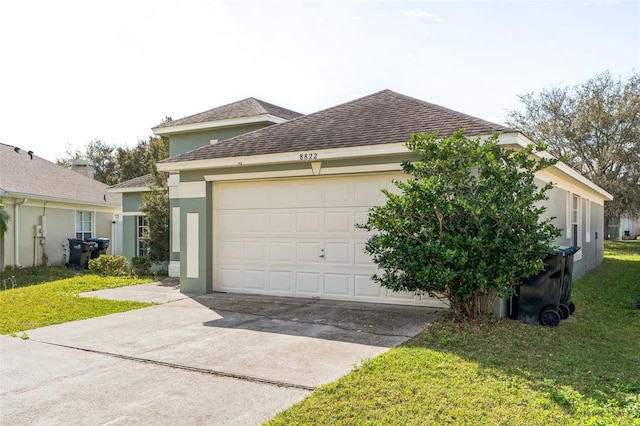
[152,89,612,306]
[609,215,640,240]
[108,97,302,270]
[0,144,122,269]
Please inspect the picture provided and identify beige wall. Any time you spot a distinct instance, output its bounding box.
[1,198,120,268]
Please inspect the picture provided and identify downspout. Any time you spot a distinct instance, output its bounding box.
[14,198,27,267]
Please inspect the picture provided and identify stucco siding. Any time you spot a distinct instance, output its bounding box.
[169,123,271,158]
[178,195,211,293]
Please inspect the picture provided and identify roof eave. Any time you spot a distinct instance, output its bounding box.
[108,186,152,194]
[0,190,122,207]
[152,114,288,136]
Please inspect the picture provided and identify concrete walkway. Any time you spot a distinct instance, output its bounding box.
[1,281,445,425]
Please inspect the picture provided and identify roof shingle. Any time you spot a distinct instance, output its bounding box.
[161,89,516,163]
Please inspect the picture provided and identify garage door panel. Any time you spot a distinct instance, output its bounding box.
[324,274,350,296]
[270,242,293,262]
[355,275,383,298]
[269,184,295,207]
[296,212,321,232]
[270,213,293,233]
[324,211,351,233]
[244,242,267,261]
[245,213,268,233]
[296,272,321,293]
[296,182,324,206]
[324,243,350,264]
[269,271,293,291]
[220,241,243,261]
[297,242,321,263]
[220,269,242,289]
[354,179,387,204]
[219,212,243,233]
[244,270,266,290]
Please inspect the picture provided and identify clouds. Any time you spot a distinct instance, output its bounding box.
[401,9,443,23]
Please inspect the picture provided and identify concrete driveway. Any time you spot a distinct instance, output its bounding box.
[1,281,446,425]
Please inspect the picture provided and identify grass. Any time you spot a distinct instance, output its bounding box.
[267,241,640,425]
[0,272,155,335]
[1,265,86,290]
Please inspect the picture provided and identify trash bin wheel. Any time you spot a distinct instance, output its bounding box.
[539,307,561,327]
[568,301,576,314]
[558,304,570,320]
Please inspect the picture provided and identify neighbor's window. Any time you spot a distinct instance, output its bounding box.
[136,216,148,256]
[571,194,579,248]
[585,200,591,243]
[75,211,92,239]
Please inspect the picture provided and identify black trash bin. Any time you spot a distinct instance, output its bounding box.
[85,238,110,259]
[512,251,564,327]
[557,246,581,316]
[67,239,97,269]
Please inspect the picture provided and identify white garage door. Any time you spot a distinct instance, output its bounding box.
[214,172,443,306]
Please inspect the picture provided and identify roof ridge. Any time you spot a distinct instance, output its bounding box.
[384,90,516,132]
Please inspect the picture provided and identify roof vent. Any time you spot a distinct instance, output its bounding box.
[71,158,96,180]
[14,147,20,153]
[28,150,34,159]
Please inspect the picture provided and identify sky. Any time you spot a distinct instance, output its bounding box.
[1,0,638,163]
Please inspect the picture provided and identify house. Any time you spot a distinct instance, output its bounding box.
[0,144,122,269]
[151,90,613,306]
[108,97,303,269]
[609,215,640,240]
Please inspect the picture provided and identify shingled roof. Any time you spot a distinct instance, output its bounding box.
[161,89,516,163]
[0,143,121,206]
[153,97,303,129]
[109,173,156,190]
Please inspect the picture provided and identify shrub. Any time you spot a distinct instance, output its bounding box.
[359,130,560,319]
[88,255,131,277]
[131,256,151,276]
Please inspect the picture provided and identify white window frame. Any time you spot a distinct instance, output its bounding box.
[585,200,591,243]
[570,194,582,261]
[136,215,148,257]
[75,210,92,240]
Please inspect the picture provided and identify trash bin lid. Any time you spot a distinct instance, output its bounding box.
[558,246,581,255]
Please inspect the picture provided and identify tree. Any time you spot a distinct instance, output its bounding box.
[57,139,118,185]
[358,130,560,320]
[506,71,640,229]
[140,184,169,263]
[0,202,10,238]
[114,134,169,183]
[139,126,171,264]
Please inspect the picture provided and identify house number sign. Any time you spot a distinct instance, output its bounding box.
[299,153,318,160]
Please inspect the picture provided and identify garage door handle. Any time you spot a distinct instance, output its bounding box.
[319,249,325,258]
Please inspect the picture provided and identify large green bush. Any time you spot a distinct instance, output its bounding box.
[359,130,561,319]
[88,255,131,277]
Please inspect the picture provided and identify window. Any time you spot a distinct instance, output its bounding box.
[75,211,92,239]
[136,216,148,256]
[585,201,591,243]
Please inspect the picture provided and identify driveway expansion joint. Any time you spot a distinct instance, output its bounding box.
[32,339,316,392]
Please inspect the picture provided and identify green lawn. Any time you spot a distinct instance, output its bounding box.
[267,241,640,425]
[0,272,154,335]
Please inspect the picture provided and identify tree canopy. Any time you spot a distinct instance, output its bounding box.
[359,130,560,319]
[506,71,640,225]
[57,117,171,186]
